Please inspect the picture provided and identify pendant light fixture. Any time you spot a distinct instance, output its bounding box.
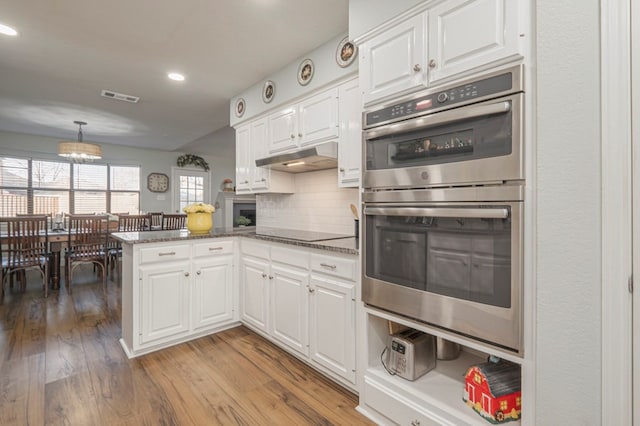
[58,121,102,160]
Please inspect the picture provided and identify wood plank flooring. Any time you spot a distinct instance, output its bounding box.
[0,266,372,425]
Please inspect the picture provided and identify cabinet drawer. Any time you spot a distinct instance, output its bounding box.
[241,239,269,259]
[310,253,356,281]
[139,244,190,264]
[193,239,233,257]
[364,377,439,426]
[271,245,309,269]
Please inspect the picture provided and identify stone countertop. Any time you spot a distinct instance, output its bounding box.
[111,228,359,255]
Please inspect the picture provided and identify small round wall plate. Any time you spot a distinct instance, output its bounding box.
[234,98,246,118]
[297,59,314,86]
[262,80,276,103]
[336,36,357,68]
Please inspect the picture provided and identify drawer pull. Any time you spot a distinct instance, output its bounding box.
[184,272,190,277]
[262,273,267,278]
[320,263,337,270]
[208,247,223,251]
[411,421,421,426]
[158,251,176,256]
[196,271,201,275]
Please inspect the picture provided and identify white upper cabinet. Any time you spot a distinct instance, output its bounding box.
[267,106,298,154]
[250,118,269,191]
[427,0,522,85]
[338,78,362,187]
[268,89,339,154]
[298,88,339,147]
[235,124,251,193]
[359,11,427,107]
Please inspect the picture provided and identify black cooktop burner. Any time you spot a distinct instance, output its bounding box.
[255,227,352,242]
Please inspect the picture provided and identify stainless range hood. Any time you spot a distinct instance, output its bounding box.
[255,141,338,173]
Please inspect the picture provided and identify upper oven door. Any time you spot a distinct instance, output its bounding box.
[363,93,523,190]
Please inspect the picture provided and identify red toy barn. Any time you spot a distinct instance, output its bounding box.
[463,360,521,423]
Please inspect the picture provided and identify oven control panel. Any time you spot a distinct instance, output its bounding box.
[365,71,514,128]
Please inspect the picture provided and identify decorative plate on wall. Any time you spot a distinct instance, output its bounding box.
[336,36,357,68]
[234,98,246,118]
[297,58,314,86]
[262,80,276,103]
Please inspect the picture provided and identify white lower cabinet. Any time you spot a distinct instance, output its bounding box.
[240,239,358,389]
[120,239,237,357]
[309,274,356,383]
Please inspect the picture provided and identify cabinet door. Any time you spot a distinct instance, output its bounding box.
[268,106,298,154]
[270,263,309,357]
[240,256,269,333]
[192,255,234,331]
[250,118,269,191]
[298,88,339,147]
[359,12,427,106]
[309,275,356,383]
[338,79,362,187]
[427,0,521,84]
[235,124,251,192]
[139,262,190,345]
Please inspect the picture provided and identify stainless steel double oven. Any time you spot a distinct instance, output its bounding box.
[362,66,525,354]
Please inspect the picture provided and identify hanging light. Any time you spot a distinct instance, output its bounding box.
[58,121,102,160]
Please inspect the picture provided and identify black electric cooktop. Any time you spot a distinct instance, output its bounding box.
[255,227,352,242]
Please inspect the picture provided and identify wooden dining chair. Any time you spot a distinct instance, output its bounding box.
[65,215,109,294]
[162,214,187,230]
[0,216,49,302]
[148,212,163,230]
[118,214,151,232]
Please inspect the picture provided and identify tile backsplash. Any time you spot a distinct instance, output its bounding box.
[257,169,359,235]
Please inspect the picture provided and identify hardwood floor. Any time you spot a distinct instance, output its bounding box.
[0,266,372,425]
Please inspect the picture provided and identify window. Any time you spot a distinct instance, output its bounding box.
[0,156,140,216]
[500,400,508,411]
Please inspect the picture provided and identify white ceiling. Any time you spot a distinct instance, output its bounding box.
[0,0,348,153]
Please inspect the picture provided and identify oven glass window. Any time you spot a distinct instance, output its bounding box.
[366,102,513,170]
[365,209,512,308]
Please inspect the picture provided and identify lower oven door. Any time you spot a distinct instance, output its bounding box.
[362,201,523,354]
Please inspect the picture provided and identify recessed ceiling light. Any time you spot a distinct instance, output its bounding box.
[168,72,185,82]
[0,23,18,37]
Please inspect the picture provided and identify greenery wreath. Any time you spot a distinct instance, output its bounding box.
[177,154,210,171]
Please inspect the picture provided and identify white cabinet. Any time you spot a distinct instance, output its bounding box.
[121,238,238,357]
[267,88,339,154]
[338,78,362,187]
[139,260,191,345]
[235,118,294,195]
[270,263,309,357]
[235,124,251,192]
[240,256,270,333]
[239,239,358,389]
[359,11,427,106]
[309,274,356,383]
[427,0,521,85]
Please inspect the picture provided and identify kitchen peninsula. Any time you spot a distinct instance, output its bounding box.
[112,227,359,390]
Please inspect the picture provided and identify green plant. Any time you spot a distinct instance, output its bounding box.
[236,215,252,226]
[177,154,210,171]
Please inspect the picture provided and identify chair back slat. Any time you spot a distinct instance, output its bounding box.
[118,214,151,232]
[162,214,187,230]
[148,212,163,228]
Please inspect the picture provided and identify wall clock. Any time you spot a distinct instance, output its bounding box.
[147,172,169,193]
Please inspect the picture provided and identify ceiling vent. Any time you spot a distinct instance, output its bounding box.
[100,89,140,104]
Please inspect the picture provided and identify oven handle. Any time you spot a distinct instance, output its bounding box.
[364,100,511,139]
[364,206,509,219]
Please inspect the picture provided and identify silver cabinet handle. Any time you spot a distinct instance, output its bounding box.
[261,178,266,182]
[208,247,223,251]
[158,251,176,256]
[290,134,295,139]
[196,271,201,275]
[339,167,345,172]
[413,64,422,72]
[298,133,303,137]
[411,420,421,426]
[364,206,509,220]
[320,263,337,270]
[309,288,315,293]
[268,275,273,280]
[262,273,267,278]
[428,59,437,68]
[184,272,190,277]
[243,180,249,184]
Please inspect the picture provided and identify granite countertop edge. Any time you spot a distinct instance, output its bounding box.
[111,229,359,255]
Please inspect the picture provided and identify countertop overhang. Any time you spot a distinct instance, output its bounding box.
[111,228,359,255]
